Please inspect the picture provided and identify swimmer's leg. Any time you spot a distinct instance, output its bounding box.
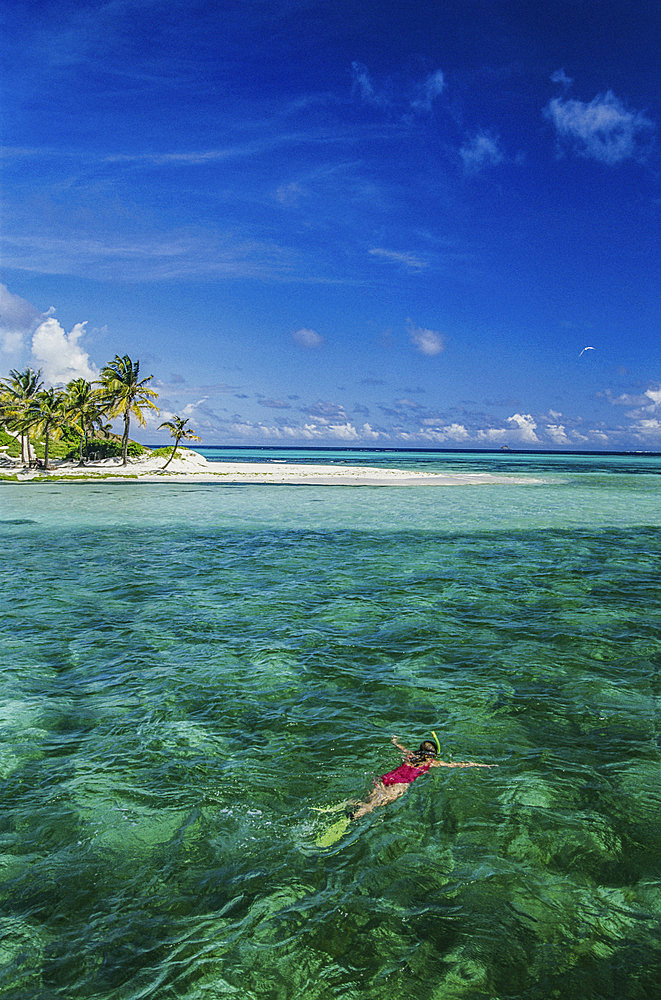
[349,782,408,820]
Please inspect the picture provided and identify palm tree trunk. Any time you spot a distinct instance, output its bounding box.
[21,432,29,466]
[44,429,50,472]
[122,409,130,465]
[162,435,182,470]
[78,417,84,464]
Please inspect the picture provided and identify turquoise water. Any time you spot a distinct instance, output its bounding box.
[1,451,660,999]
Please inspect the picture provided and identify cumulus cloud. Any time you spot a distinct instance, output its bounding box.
[634,418,661,437]
[460,132,505,174]
[420,422,470,442]
[606,383,661,414]
[477,413,539,444]
[546,423,570,444]
[229,417,381,442]
[544,90,654,164]
[31,317,98,384]
[293,327,323,348]
[507,412,539,442]
[407,319,446,357]
[604,389,647,407]
[303,420,381,441]
[0,283,43,354]
[477,427,508,442]
[623,385,661,440]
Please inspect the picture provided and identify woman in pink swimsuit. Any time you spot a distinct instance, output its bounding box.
[347,735,494,820]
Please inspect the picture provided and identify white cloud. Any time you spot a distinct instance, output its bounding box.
[0,284,42,354]
[605,390,647,407]
[352,62,445,116]
[228,417,381,443]
[605,384,661,411]
[420,422,470,442]
[326,422,360,441]
[477,427,508,442]
[411,69,445,112]
[546,423,570,444]
[276,181,304,205]
[507,413,539,443]
[407,319,446,357]
[293,327,323,348]
[633,418,661,438]
[360,422,380,440]
[31,317,98,384]
[351,62,388,108]
[550,68,573,90]
[460,132,505,174]
[369,247,427,270]
[620,386,661,440]
[544,90,654,165]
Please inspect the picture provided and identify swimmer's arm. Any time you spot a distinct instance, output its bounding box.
[391,735,410,755]
[431,760,497,769]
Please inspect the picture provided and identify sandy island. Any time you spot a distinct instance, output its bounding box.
[6,450,543,486]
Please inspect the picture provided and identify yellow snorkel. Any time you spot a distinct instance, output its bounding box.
[431,730,441,755]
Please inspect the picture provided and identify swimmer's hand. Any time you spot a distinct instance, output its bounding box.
[391,735,409,755]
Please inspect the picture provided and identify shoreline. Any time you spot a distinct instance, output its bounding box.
[2,450,545,486]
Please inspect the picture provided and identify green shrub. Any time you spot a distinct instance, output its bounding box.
[63,437,147,461]
[33,437,72,460]
[150,446,191,458]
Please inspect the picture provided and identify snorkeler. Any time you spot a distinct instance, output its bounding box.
[347,734,495,820]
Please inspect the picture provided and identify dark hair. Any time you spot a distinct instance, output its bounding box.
[409,740,438,765]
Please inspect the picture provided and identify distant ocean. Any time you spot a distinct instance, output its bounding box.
[1,449,660,999]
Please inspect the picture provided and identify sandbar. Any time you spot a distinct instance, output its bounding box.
[7,450,543,485]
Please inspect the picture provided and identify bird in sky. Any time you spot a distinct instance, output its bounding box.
[579,346,596,357]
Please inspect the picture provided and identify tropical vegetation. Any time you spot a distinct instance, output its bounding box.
[99,355,159,465]
[0,367,43,465]
[0,355,200,473]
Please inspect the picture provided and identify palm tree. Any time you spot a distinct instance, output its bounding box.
[28,387,67,471]
[158,415,201,469]
[66,378,104,464]
[98,355,159,465]
[0,368,44,465]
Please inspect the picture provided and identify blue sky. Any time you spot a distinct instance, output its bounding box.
[1,0,659,449]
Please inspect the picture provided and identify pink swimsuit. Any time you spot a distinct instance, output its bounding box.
[380,762,431,786]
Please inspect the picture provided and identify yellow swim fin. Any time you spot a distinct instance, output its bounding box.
[315,815,350,847]
[311,801,349,814]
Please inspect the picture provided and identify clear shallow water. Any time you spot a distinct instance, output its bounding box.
[196,445,661,478]
[1,452,660,1000]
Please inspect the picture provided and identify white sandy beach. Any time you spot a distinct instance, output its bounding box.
[10,450,541,485]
